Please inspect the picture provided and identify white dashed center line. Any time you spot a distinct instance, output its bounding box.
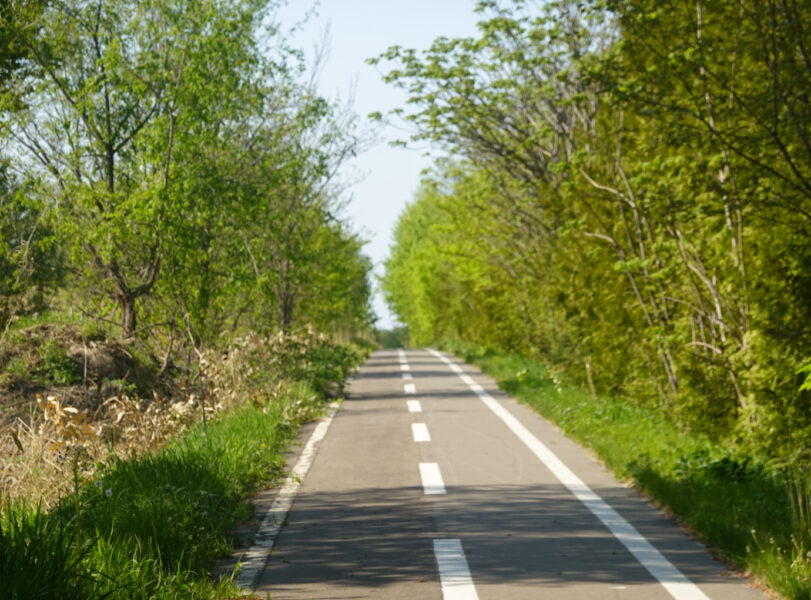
[412,422,431,442]
[407,399,422,413]
[433,539,479,600]
[402,372,413,380]
[404,383,416,394]
[419,462,446,495]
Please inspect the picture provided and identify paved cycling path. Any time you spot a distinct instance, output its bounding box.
[254,349,764,599]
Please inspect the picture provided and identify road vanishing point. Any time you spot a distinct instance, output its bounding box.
[245,349,766,599]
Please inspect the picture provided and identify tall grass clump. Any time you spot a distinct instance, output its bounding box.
[0,501,104,600]
[438,339,810,599]
[748,470,811,600]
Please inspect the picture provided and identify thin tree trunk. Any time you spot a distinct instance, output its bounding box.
[116,287,136,337]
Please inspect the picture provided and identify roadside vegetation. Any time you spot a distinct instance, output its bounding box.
[0,0,375,597]
[379,1,810,597]
[1,331,367,599]
[375,326,410,349]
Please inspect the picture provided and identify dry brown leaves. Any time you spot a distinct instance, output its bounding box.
[0,330,324,507]
[1,385,224,507]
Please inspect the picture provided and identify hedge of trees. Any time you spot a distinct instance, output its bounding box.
[1,0,373,345]
[380,0,810,461]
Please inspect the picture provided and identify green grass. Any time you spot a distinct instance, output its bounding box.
[0,502,99,600]
[0,385,323,600]
[35,338,79,385]
[439,339,810,600]
[6,309,111,340]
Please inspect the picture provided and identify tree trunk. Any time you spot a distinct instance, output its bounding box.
[280,288,294,331]
[116,286,136,338]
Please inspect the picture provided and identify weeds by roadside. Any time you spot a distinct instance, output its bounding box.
[439,339,810,600]
[0,328,366,600]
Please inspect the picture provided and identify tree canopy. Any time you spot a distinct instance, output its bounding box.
[0,0,374,344]
[380,0,811,461]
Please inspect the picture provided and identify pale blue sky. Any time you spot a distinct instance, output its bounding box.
[277,1,480,329]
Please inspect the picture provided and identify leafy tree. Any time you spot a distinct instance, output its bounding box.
[380,0,811,458]
[1,0,374,351]
[0,161,61,337]
[0,0,44,98]
[2,0,284,337]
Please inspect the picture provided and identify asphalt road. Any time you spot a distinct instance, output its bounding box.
[255,349,765,599]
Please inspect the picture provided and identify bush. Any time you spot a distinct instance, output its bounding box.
[35,339,79,385]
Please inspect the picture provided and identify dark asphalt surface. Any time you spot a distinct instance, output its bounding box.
[255,349,765,599]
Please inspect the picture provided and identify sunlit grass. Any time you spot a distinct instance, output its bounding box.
[1,387,319,600]
[0,330,364,599]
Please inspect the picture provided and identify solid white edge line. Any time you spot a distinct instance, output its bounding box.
[460,374,476,386]
[427,349,711,600]
[404,383,417,394]
[420,462,446,495]
[412,422,431,442]
[237,401,340,590]
[407,399,422,413]
[433,539,480,600]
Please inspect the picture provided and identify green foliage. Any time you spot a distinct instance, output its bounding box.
[34,339,78,386]
[47,400,297,599]
[79,319,109,343]
[220,330,366,403]
[375,326,409,349]
[798,362,811,393]
[0,165,62,336]
[0,0,373,342]
[0,2,372,595]
[0,0,44,102]
[2,357,29,382]
[0,502,103,600]
[380,0,811,463]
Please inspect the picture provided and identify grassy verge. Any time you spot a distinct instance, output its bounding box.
[1,330,367,600]
[2,386,318,599]
[439,339,810,600]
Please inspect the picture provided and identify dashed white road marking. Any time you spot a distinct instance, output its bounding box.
[404,383,417,394]
[428,349,712,600]
[419,462,446,495]
[400,364,410,371]
[433,539,479,600]
[407,399,423,413]
[402,372,413,380]
[237,402,340,590]
[412,422,431,442]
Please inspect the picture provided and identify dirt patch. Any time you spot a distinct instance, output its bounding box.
[0,323,165,421]
[65,340,161,395]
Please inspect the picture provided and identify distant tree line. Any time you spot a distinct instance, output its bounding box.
[0,0,373,345]
[379,0,811,461]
